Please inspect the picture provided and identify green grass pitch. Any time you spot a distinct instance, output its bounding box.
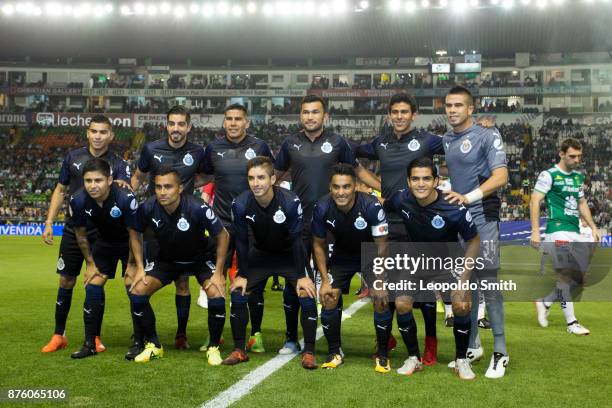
[0,236,610,407]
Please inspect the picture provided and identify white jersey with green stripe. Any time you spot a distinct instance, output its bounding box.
[533,165,585,234]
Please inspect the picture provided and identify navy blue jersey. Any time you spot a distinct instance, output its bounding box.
[232,186,306,278]
[384,189,478,243]
[355,129,443,200]
[134,194,223,263]
[137,138,205,195]
[70,184,138,243]
[312,192,388,255]
[201,135,274,225]
[274,129,358,217]
[58,147,130,226]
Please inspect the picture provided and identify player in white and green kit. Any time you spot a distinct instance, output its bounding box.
[529,138,600,335]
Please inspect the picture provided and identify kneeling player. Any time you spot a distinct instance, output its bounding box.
[68,159,143,359]
[384,157,480,379]
[311,164,391,372]
[129,166,229,363]
[225,157,318,369]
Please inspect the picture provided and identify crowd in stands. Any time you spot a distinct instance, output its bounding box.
[1,118,609,235]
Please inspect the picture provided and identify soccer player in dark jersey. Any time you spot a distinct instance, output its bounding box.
[311,164,390,372]
[442,86,509,378]
[356,92,444,365]
[274,94,381,355]
[225,157,318,369]
[129,166,229,364]
[131,105,207,350]
[384,157,480,379]
[41,115,130,354]
[68,159,144,360]
[201,104,275,353]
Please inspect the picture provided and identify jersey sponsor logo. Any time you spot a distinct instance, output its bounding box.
[273,209,286,224]
[246,214,256,222]
[244,148,256,160]
[327,272,334,285]
[151,218,161,227]
[354,215,367,230]
[408,139,420,151]
[379,142,388,150]
[216,152,226,159]
[431,214,445,229]
[57,256,65,271]
[73,162,82,170]
[326,219,336,228]
[401,209,410,219]
[493,138,503,150]
[130,199,138,211]
[183,152,194,166]
[85,209,93,216]
[110,205,122,218]
[177,217,190,231]
[206,208,215,220]
[293,143,302,151]
[153,154,163,162]
[377,209,385,221]
[460,139,472,154]
[321,141,333,154]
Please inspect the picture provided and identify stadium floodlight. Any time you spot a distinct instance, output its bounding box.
[231,4,243,16]
[63,4,73,15]
[147,4,158,15]
[159,2,171,14]
[292,2,304,15]
[536,0,547,8]
[201,3,214,16]
[439,0,449,7]
[1,3,15,15]
[490,0,499,4]
[275,1,290,15]
[262,2,274,15]
[469,0,479,7]
[520,0,530,4]
[174,4,186,17]
[133,2,145,14]
[93,4,106,16]
[451,0,468,10]
[319,3,330,16]
[32,5,42,15]
[436,49,447,55]
[389,0,402,11]
[104,3,113,13]
[551,0,563,4]
[359,0,369,8]
[120,4,131,15]
[405,0,417,12]
[45,2,63,16]
[502,0,514,8]
[332,0,348,13]
[303,1,315,14]
[217,1,229,14]
[246,2,257,13]
[190,3,200,13]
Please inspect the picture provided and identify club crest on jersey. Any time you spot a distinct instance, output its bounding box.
[321,141,333,154]
[273,209,286,224]
[130,199,138,211]
[144,261,154,272]
[460,139,472,154]
[465,211,472,223]
[177,217,190,231]
[57,256,65,271]
[110,205,122,218]
[244,148,256,160]
[377,209,385,221]
[182,152,194,166]
[493,138,503,150]
[206,208,215,220]
[431,215,445,229]
[354,215,367,230]
[408,139,420,151]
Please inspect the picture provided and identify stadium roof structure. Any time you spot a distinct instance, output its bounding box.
[0,1,611,62]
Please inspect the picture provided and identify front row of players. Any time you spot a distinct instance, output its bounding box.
[60,155,487,379]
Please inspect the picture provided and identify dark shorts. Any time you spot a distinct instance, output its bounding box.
[145,259,216,287]
[55,226,97,277]
[245,249,310,293]
[328,254,361,294]
[92,240,129,279]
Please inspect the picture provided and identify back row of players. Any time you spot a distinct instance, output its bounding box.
[39,88,599,380]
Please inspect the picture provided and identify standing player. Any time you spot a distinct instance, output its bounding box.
[225,157,317,368]
[201,104,274,353]
[384,157,480,379]
[129,166,229,363]
[68,159,144,359]
[131,105,206,349]
[442,86,509,378]
[41,115,130,353]
[356,92,444,365]
[311,164,390,372]
[274,94,380,354]
[530,138,600,335]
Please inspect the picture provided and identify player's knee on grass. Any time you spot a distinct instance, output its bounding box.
[174,276,190,296]
[59,275,76,289]
[395,297,413,314]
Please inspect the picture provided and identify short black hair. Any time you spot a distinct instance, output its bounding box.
[154,165,182,184]
[407,157,438,178]
[330,163,356,182]
[300,94,327,113]
[224,103,248,116]
[388,93,418,114]
[166,105,191,124]
[89,115,112,129]
[447,86,474,106]
[82,158,111,178]
[246,156,274,176]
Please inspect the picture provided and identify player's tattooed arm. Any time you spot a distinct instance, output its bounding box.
[42,183,67,245]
